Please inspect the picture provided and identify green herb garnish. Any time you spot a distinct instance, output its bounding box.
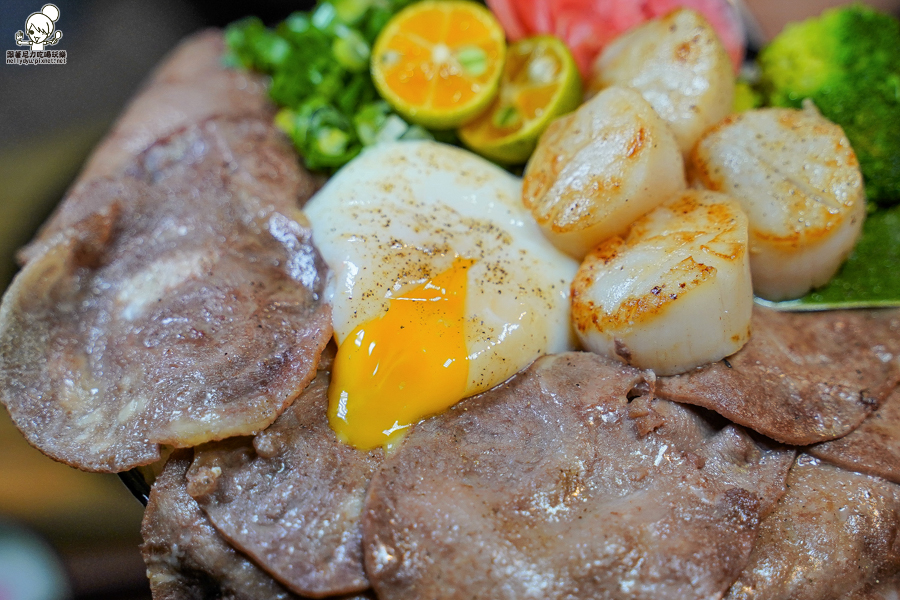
[225,0,436,171]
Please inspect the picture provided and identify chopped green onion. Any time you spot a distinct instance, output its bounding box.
[316,127,351,156]
[376,114,411,142]
[225,0,436,172]
[312,2,338,30]
[225,17,290,72]
[332,0,375,25]
[274,107,298,138]
[281,12,312,35]
[332,26,371,72]
[354,101,391,145]
[361,7,395,42]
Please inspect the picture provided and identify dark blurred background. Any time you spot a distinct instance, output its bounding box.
[0,2,312,598]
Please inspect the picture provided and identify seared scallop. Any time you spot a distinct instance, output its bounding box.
[523,86,686,259]
[589,8,735,155]
[690,103,865,301]
[572,190,752,376]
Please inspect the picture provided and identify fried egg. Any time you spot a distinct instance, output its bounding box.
[304,141,579,450]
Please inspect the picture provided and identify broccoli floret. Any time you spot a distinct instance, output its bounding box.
[758,4,900,205]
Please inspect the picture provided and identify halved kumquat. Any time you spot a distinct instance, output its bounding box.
[459,35,581,164]
[371,0,507,129]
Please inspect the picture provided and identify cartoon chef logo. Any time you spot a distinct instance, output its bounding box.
[15,4,63,51]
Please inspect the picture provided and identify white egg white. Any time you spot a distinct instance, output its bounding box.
[304,140,579,396]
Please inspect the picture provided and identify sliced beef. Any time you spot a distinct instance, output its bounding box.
[137,117,324,214]
[656,306,900,445]
[186,365,381,598]
[362,352,795,600]
[22,117,324,266]
[75,30,273,186]
[17,30,283,266]
[143,452,376,600]
[724,455,900,600]
[141,452,304,600]
[809,385,900,484]
[0,120,331,472]
[839,576,900,600]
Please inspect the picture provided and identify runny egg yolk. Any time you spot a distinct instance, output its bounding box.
[328,257,476,450]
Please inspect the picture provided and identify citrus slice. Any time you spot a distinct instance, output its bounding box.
[459,35,581,164]
[371,0,506,129]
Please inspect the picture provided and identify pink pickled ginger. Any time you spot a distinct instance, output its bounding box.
[487,0,746,78]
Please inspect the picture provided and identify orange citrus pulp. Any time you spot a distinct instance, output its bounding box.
[459,35,582,164]
[371,0,506,129]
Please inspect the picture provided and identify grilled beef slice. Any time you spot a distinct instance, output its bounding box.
[142,452,305,600]
[657,306,900,445]
[18,30,274,266]
[74,31,273,188]
[144,451,378,600]
[186,362,381,598]
[810,385,900,484]
[725,455,900,600]
[0,120,330,472]
[362,352,795,600]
